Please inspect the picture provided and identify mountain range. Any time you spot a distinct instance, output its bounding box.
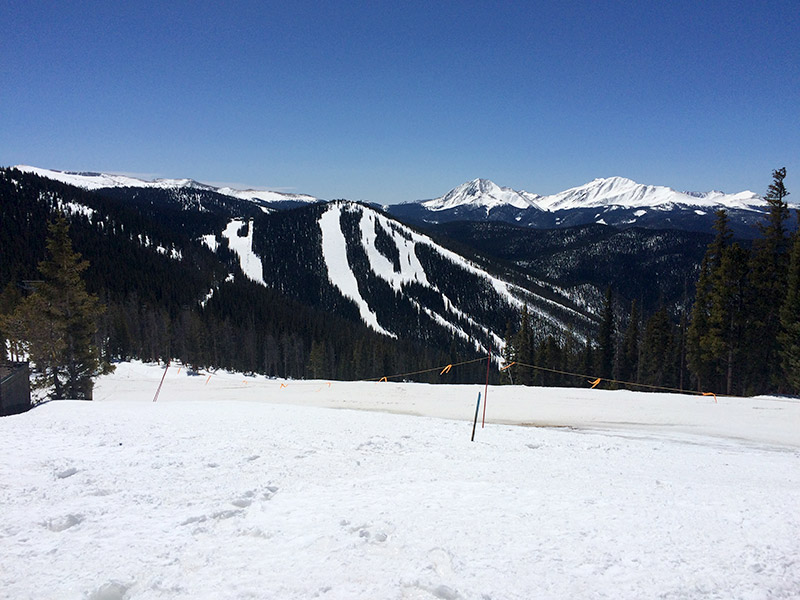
[17,165,792,239]
[1,167,599,381]
[387,177,789,238]
[4,164,794,380]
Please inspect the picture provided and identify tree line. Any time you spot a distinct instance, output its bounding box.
[505,168,799,396]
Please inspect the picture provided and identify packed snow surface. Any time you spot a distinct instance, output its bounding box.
[317,203,586,345]
[319,204,394,337]
[2,361,799,599]
[221,218,265,286]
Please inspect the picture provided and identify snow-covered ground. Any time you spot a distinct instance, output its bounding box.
[1,361,798,599]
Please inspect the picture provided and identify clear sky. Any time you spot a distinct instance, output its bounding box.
[2,0,798,204]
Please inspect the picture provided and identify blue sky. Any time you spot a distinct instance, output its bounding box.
[2,1,798,204]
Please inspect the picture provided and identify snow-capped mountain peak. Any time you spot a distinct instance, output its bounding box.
[422,178,542,212]
[536,176,763,212]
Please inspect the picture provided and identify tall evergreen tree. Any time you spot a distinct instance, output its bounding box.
[514,305,534,385]
[640,307,677,387]
[687,210,733,391]
[745,168,791,393]
[596,287,615,379]
[501,320,515,384]
[779,213,800,393]
[706,242,749,394]
[0,282,23,360]
[10,217,110,399]
[617,299,640,383]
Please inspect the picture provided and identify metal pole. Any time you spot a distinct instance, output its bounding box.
[481,351,490,428]
[471,392,481,442]
[152,359,170,402]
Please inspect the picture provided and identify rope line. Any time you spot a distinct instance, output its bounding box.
[507,361,716,400]
[364,356,489,383]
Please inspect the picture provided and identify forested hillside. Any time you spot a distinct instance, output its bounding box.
[0,169,481,383]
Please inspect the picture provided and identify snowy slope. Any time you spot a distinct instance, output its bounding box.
[216,186,319,205]
[1,361,798,600]
[317,202,591,350]
[221,219,265,286]
[14,165,321,206]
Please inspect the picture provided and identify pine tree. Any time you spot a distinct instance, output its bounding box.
[0,282,23,360]
[687,210,732,391]
[596,287,615,379]
[779,213,800,393]
[307,340,328,379]
[706,242,749,394]
[618,299,640,383]
[514,305,534,385]
[501,320,515,384]
[13,217,110,399]
[745,168,791,393]
[639,307,676,387]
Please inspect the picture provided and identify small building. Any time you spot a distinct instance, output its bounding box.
[0,362,31,416]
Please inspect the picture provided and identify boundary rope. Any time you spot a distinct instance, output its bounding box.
[507,361,717,402]
[153,355,718,404]
[364,356,489,383]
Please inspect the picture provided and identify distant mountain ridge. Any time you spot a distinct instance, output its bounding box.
[388,177,791,238]
[14,165,322,209]
[16,165,795,237]
[416,176,765,212]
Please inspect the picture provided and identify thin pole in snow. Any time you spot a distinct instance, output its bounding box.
[481,351,490,428]
[152,359,170,403]
[471,392,481,442]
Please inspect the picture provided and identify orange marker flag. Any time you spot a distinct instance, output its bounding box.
[440,364,452,375]
[702,391,718,403]
[589,377,602,389]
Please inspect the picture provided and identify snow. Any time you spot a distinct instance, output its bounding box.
[57,199,96,219]
[358,210,429,290]
[216,187,319,205]
[16,165,204,192]
[423,178,542,212]
[536,177,766,212]
[156,245,182,261]
[201,234,219,253]
[221,219,265,286]
[422,176,780,215]
[319,202,589,345]
[319,204,395,337]
[14,165,322,206]
[1,361,798,599]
